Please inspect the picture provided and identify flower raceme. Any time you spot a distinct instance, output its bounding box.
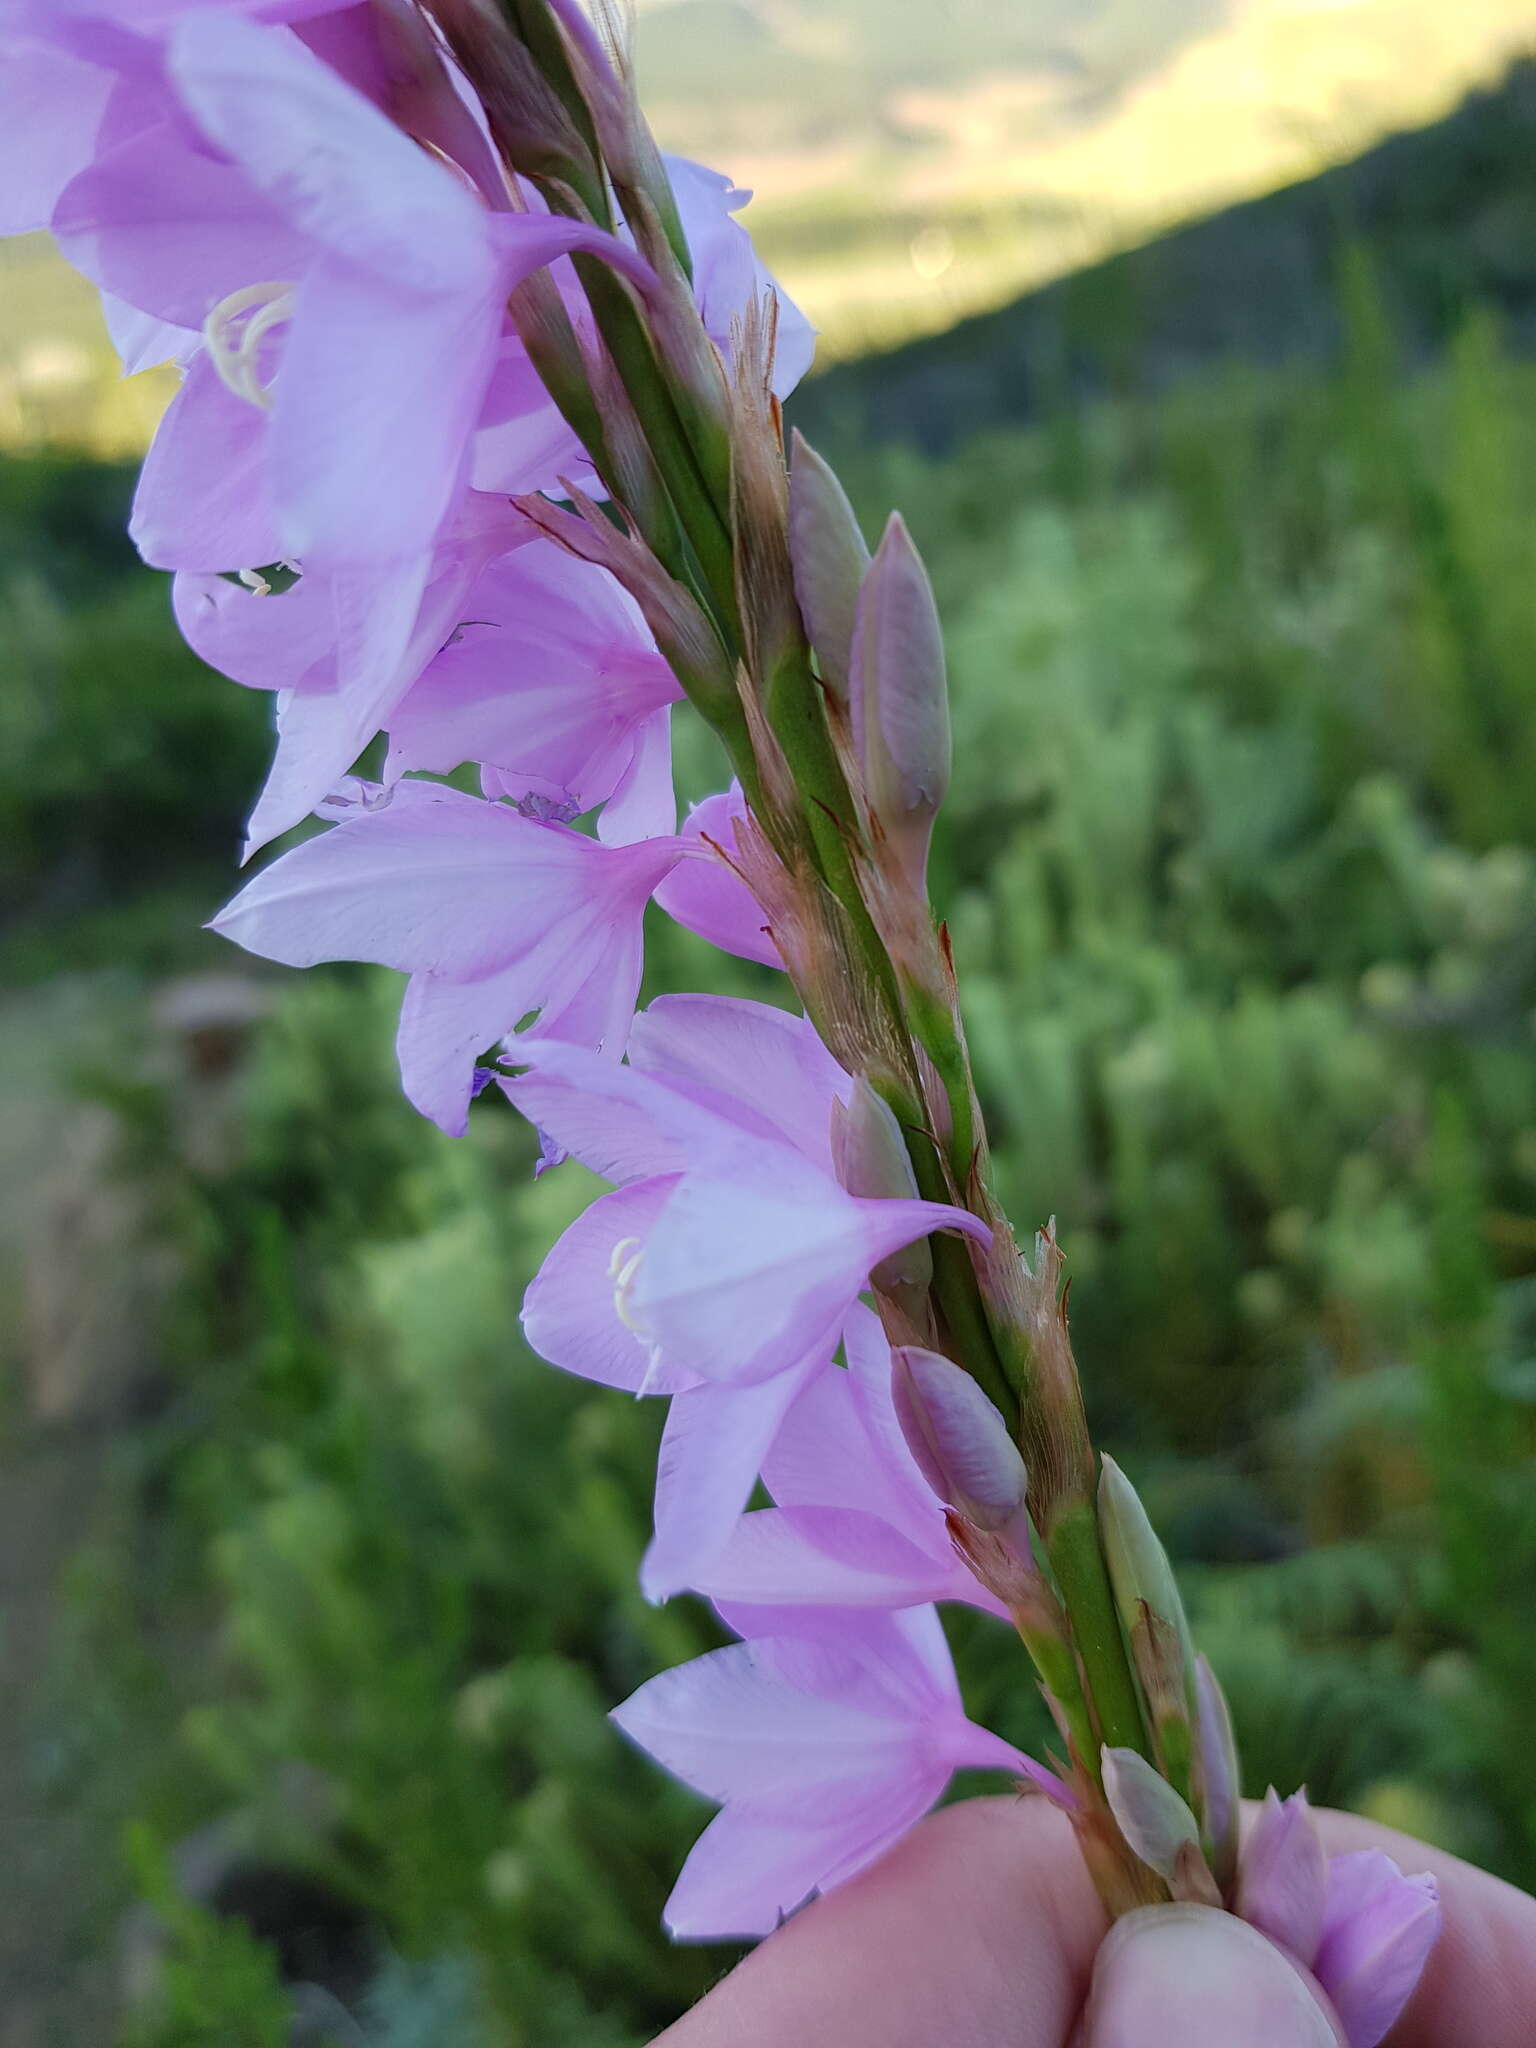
[0,0,1446,2020]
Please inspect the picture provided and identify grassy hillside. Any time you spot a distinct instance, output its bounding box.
[792,56,1536,450]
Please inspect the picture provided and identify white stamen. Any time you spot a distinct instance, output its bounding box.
[608,1234,663,1393]
[203,281,297,412]
[608,1235,647,1333]
[238,567,272,596]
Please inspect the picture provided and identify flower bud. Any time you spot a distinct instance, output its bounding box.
[891,1345,1027,1532]
[1099,1455,1198,1800]
[849,513,950,894]
[1195,1653,1241,1891]
[788,430,869,704]
[831,1080,930,1295]
[1101,1746,1202,1888]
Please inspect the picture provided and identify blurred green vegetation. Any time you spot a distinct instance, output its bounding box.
[3,243,1536,2042]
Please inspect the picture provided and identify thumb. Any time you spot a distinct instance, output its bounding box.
[1080,1905,1347,2047]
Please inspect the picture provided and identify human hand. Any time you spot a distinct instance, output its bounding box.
[653,1797,1536,2046]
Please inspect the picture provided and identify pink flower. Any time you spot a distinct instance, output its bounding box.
[173,493,530,851]
[694,1304,1009,1617]
[611,1605,1025,1939]
[1231,1789,1441,2047]
[211,779,688,1133]
[509,997,988,1595]
[387,537,682,822]
[652,785,782,968]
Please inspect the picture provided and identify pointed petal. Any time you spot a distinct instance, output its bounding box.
[641,1361,820,1601]
[661,1782,932,1942]
[611,1635,911,1807]
[1237,1789,1330,1969]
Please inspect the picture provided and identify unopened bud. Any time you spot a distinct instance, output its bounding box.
[1099,1455,1198,1799]
[788,431,870,703]
[849,513,950,893]
[1101,1746,1201,1889]
[831,1081,930,1295]
[891,1345,1027,1532]
[1194,1654,1241,1892]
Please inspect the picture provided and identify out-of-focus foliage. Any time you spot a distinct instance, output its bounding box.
[4,245,1536,2042]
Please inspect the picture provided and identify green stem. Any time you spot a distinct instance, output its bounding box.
[1047,1500,1151,1764]
[572,257,740,642]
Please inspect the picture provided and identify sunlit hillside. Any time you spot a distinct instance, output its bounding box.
[638,0,1536,358]
[2,0,1535,449]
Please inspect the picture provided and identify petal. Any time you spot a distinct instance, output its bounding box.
[1237,1790,1330,1969]
[661,1781,935,1942]
[626,992,849,1167]
[168,10,492,290]
[500,1040,760,1186]
[522,1177,700,1394]
[213,786,667,980]
[696,1505,963,1611]
[611,1636,916,1809]
[52,120,308,327]
[130,351,284,570]
[641,1361,821,1602]
[596,706,677,845]
[635,1172,984,1387]
[652,789,782,968]
[1313,1852,1441,2048]
[240,553,434,853]
[267,252,499,565]
[0,40,115,235]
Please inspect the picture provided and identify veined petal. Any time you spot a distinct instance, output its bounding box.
[214,784,673,979]
[53,120,307,327]
[501,1041,764,1186]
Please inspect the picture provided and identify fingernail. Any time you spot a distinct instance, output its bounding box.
[1082,1904,1346,2047]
